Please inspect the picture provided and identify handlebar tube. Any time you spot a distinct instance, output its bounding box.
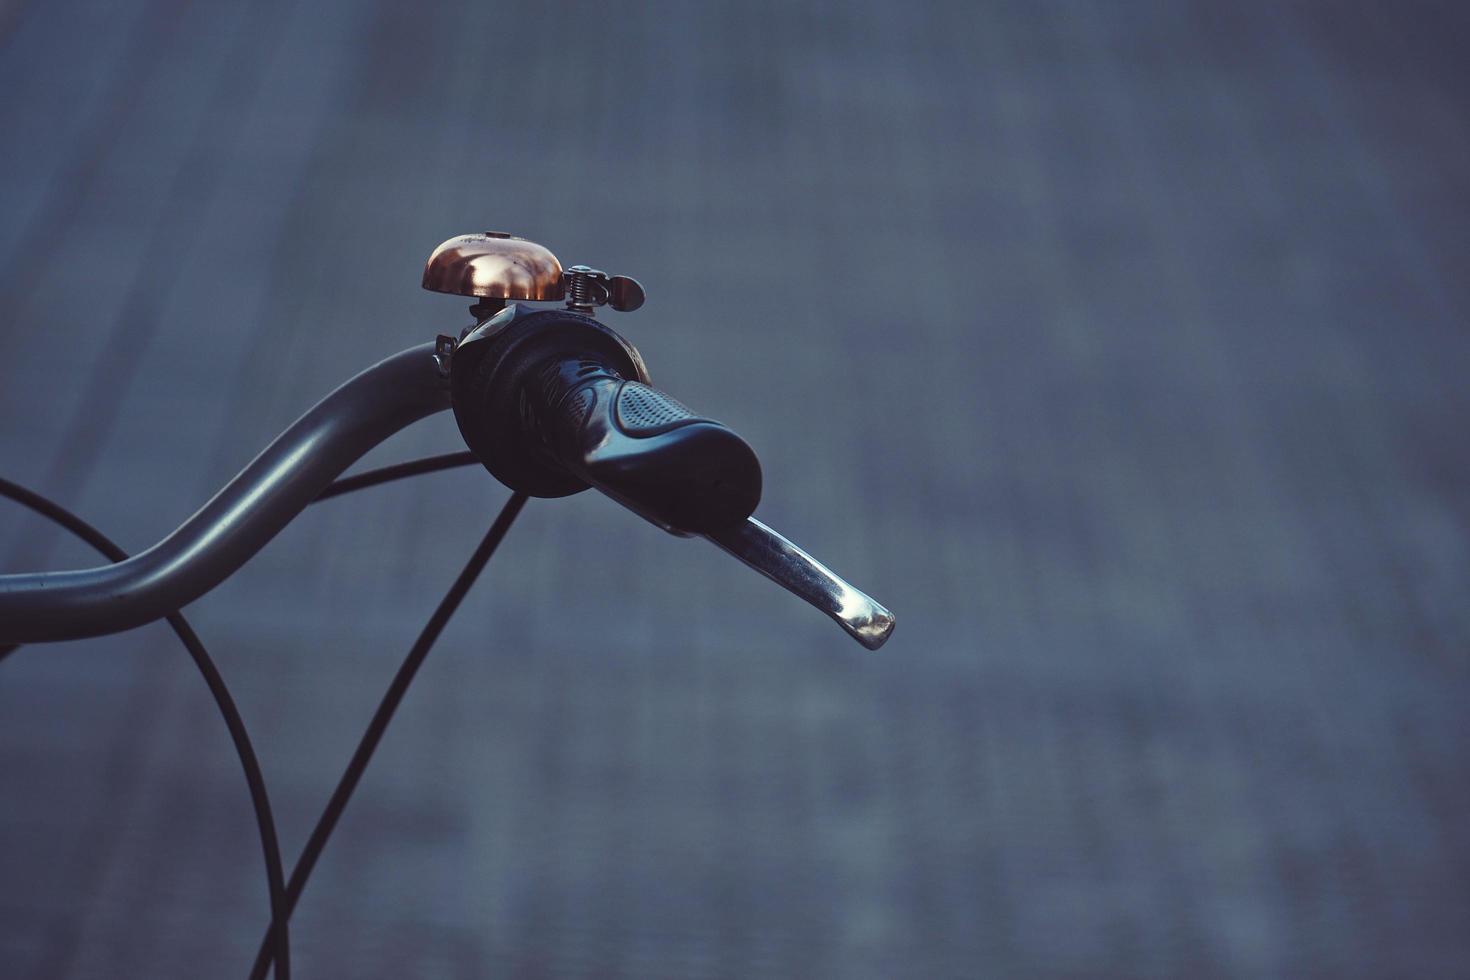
[1,328,893,649]
[0,343,450,644]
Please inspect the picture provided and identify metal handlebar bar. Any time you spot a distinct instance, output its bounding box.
[0,340,893,649]
[0,344,449,643]
[0,233,894,650]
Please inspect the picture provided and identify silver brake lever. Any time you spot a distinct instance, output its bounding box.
[703,517,896,650]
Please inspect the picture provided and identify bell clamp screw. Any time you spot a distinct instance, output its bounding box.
[563,265,645,315]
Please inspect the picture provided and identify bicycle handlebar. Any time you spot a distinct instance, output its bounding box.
[0,344,450,643]
[0,236,891,980]
[1,321,893,649]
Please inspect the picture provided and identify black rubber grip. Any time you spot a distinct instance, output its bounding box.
[523,354,762,534]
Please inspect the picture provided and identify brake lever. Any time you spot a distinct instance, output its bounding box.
[425,233,896,650]
[704,517,895,650]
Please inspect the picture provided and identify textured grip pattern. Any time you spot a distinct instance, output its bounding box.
[560,386,597,433]
[616,382,698,435]
[523,354,761,531]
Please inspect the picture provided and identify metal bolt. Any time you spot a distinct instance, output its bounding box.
[563,265,605,314]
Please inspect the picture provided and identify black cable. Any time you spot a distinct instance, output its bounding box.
[247,491,527,980]
[314,451,478,503]
[0,478,124,560]
[0,476,291,980]
[3,450,501,978]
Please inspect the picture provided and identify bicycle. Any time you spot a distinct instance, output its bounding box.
[0,232,895,978]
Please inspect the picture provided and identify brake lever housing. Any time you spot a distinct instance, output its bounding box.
[448,303,652,498]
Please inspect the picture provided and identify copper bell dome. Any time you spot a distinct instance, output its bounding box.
[421,232,566,302]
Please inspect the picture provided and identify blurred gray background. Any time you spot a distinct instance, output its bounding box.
[2,0,1468,977]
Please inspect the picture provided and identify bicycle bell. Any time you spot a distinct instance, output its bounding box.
[422,232,645,319]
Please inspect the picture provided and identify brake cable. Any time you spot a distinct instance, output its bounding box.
[0,475,293,980]
[1,461,513,980]
[245,490,527,980]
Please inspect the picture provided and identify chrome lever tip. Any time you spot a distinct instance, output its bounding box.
[846,598,896,650]
[704,517,896,651]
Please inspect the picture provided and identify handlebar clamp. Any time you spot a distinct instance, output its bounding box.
[449,305,651,499]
